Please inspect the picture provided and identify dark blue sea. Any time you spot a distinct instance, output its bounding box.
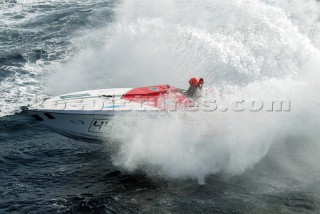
[1,0,320,213]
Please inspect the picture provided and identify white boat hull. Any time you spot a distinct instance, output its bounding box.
[26,84,190,141]
[27,110,115,141]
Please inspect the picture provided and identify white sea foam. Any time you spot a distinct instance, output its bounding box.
[0,0,89,116]
[104,0,319,182]
[3,0,320,183]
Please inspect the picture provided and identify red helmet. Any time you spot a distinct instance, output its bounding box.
[189,78,199,86]
[199,78,204,85]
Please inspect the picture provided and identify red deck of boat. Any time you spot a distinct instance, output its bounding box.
[122,84,192,110]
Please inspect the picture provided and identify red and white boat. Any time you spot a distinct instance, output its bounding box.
[26,84,194,141]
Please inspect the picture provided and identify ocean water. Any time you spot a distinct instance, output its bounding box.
[1,0,320,213]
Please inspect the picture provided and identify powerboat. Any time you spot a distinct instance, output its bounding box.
[25,84,194,141]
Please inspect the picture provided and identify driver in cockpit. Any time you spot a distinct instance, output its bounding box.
[185,77,204,99]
